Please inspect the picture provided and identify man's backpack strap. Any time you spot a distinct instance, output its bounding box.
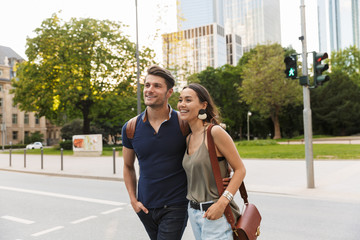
[125,111,190,140]
[125,116,139,140]
[177,111,190,137]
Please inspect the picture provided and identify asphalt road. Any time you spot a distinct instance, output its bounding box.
[1,171,360,240]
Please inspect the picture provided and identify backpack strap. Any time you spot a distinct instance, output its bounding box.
[125,116,139,140]
[125,111,190,140]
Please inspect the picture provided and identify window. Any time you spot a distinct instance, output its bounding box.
[12,131,18,140]
[0,114,2,123]
[0,98,2,107]
[0,69,3,76]
[12,114,17,124]
[0,84,3,91]
[35,116,40,124]
[24,114,29,124]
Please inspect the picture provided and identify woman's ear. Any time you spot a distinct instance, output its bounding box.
[202,101,208,109]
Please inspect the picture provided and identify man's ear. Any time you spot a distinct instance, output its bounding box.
[167,88,174,98]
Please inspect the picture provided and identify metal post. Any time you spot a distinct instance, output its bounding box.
[61,148,63,171]
[135,0,141,115]
[41,148,44,169]
[300,0,314,188]
[247,111,252,141]
[113,148,116,174]
[24,149,26,168]
[9,148,12,167]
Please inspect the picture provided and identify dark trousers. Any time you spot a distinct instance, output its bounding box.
[136,204,188,240]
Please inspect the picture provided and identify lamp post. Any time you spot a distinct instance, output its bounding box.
[135,0,141,115]
[247,111,252,141]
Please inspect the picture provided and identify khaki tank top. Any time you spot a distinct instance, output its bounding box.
[182,129,240,220]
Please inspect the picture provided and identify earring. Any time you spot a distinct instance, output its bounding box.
[198,109,207,120]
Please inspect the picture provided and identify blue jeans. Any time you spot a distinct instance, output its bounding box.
[188,203,233,240]
[136,204,188,240]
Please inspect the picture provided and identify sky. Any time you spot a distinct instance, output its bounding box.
[0,0,319,63]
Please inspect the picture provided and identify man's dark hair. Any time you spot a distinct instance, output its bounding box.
[147,65,175,90]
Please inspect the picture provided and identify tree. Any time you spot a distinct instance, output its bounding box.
[330,46,360,87]
[240,43,302,139]
[11,14,155,134]
[311,68,360,136]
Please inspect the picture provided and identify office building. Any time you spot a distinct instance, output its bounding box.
[318,0,360,52]
[224,0,281,52]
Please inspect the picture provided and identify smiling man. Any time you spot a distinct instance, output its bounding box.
[121,65,189,240]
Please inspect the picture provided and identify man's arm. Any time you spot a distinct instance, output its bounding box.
[123,146,149,214]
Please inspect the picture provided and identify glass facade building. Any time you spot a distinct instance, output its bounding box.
[318,0,360,52]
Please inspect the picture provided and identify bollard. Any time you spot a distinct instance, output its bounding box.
[9,148,12,167]
[113,148,116,174]
[61,148,63,171]
[41,148,44,169]
[24,149,26,168]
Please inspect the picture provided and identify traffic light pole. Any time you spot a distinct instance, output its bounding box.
[300,0,315,188]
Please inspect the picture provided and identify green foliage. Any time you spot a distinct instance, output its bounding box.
[330,46,360,87]
[12,13,155,134]
[240,43,302,139]
[311,70,360,136]
[60,119,84,140]
[24,131,44,144]
[59,140,73,150]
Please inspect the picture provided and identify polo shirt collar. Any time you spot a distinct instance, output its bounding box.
[142,104,173,122]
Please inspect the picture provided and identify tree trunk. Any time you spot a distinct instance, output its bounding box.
[81,100,92,134]
[271,106,281,139]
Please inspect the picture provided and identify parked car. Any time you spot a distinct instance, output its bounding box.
[26,142,43,149]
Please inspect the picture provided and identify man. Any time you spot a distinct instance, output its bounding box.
[121,65,188,240]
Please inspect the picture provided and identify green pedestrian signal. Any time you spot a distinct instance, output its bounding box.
[284,55,297,79]
[313,52,330,87]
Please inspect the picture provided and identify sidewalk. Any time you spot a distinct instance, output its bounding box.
[1,152,360,203]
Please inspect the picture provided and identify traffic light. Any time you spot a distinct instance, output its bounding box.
[313,52,330,86]
[284,55,297,79]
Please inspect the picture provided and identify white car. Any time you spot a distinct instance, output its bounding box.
[26,142,43,149]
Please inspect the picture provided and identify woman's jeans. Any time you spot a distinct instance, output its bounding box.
[136,204,188,240]
[188,203,233,240]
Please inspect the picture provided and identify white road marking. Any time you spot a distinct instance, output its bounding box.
[71,215,98,224]
[31,226,64,237]
[1,215,34,224]
[101,207,123,215]
[0,186,126,206]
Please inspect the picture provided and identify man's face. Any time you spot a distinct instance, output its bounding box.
[143,75,173,108]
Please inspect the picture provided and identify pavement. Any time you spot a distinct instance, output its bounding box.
[1,151,360,203]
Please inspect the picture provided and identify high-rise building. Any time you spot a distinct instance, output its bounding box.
[162,0,281,85]
[318,0,360,52]
[224,0,281,52]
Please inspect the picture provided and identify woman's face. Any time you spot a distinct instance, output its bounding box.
[177,88,206,122]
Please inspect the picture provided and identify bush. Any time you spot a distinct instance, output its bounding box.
[59,140,73,150]
[4,144,27,149]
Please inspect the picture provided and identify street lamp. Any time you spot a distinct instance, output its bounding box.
[247,111,252,141]
[135,0,141,115]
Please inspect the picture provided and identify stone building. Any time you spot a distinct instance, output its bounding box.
[0,45,60,146]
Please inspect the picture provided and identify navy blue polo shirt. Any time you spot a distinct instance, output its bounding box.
[121,107,188,208]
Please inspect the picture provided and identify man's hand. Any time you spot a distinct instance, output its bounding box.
[222,177,231,189]
[131,200,149,214]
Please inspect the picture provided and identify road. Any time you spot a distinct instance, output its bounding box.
[1,172,360,240]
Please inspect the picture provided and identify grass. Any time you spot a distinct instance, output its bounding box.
[3,141,360,160]
[236,142,360,159]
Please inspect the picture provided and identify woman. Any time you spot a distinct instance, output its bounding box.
[178,83,246,240]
